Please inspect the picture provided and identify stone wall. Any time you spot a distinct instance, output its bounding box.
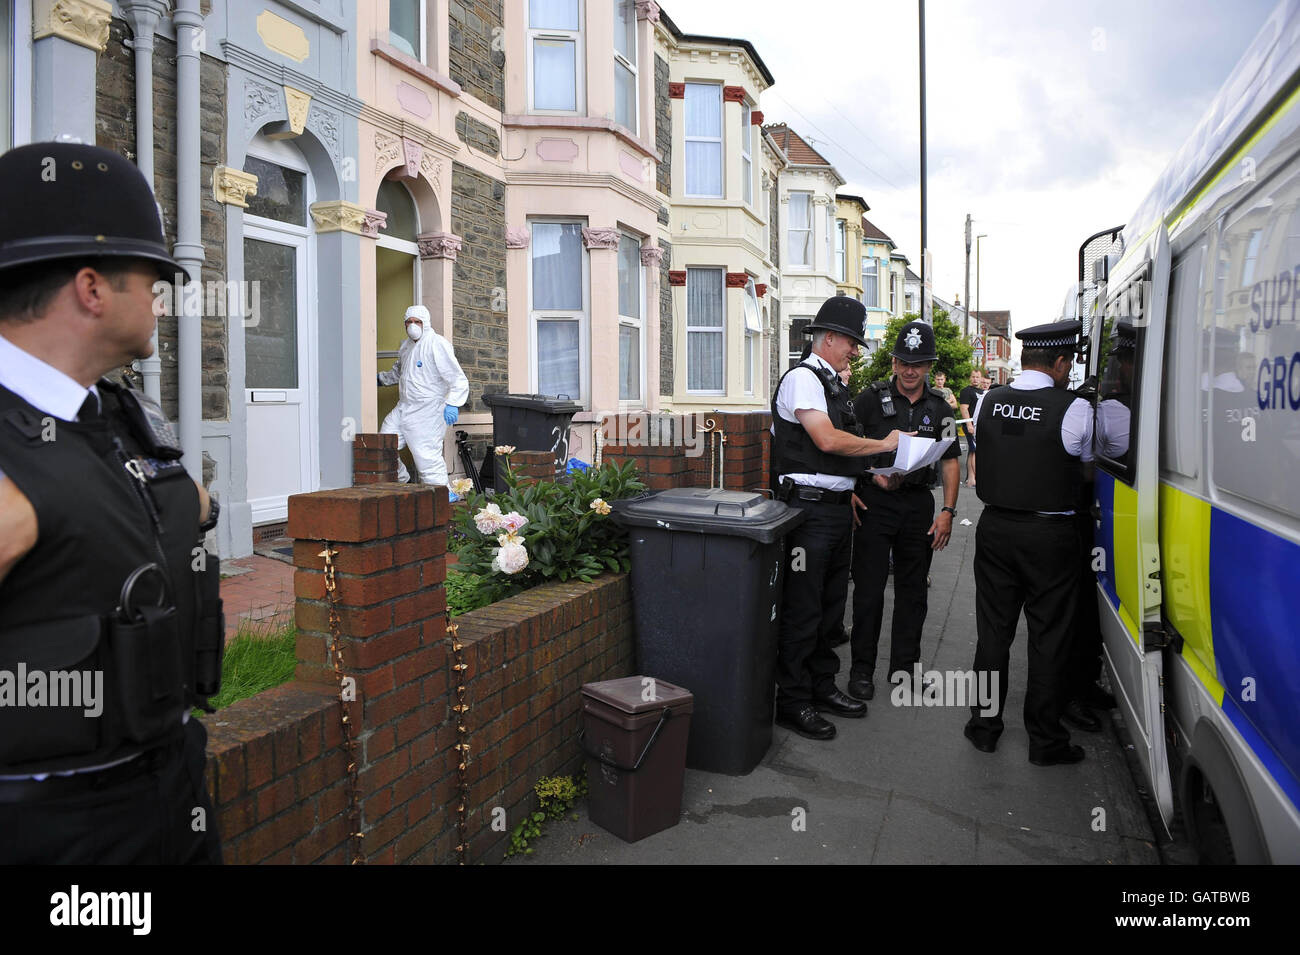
[455,110,500,157]
[768,176,779,269]
[655,53,670,196]
[448,0,504,111]
[769,295,781,395]
[659,239,672,397]
[450,162,508,412]
[96,17,228,423]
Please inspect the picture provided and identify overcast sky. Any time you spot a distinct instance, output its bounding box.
[671,0,1277,344]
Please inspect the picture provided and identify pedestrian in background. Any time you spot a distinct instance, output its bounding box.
[958,370,985,487]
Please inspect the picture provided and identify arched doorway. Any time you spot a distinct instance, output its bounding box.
[243,133,317,525]
[374,179,420,472]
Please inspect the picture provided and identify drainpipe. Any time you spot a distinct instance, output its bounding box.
[173,0,205,479]
[120,1,168,405]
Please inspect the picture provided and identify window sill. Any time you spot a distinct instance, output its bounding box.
[370,40,463,99]
[503,114,658,161]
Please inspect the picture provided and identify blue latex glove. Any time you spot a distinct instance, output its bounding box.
[443,405,459,425]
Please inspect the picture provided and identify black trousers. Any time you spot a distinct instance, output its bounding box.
[967,508,1079,757]
[776,496,852,712]
[850,484,935,681]
[1,717,223,864]
[1065,507,1104,700]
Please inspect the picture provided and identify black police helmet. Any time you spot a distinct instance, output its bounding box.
[805,295,869,347]
[0,142,189,282]
[891,320,937,363]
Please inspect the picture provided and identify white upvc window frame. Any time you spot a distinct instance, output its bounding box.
[616,231,647,404]
[528,0,585,115]
[613,0,638,135]
[389,0,427,62]
[835,219,846,283]
[862,255,878,307]
[890,271,898,314]
[684,82,724,199]
[788,191,812,269]
[743,277,762,396]
[741,101,753,207]
[528,217,590,406]
[685,266,725,395]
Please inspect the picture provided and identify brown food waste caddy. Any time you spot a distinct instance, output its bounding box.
[580,676,694,843]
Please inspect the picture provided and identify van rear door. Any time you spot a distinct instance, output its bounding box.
[1090,228,1175,832]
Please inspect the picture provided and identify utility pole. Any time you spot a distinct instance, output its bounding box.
[918,0,929,324]
[963,214,972,338]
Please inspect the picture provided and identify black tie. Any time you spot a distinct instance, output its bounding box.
[77,392,100,422]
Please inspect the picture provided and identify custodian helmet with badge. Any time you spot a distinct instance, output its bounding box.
[892,320,937,363]
[805,295,870,347]
[0,142,189,280]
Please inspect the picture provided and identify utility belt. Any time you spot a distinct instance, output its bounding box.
[0,732,184,804]
[776,478,854,506]
[982,504,1076,522]
[0,560,224,773]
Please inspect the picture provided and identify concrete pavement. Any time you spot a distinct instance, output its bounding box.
[514,491,1160,865]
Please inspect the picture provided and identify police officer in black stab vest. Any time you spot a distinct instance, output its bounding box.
[0,142,224,862]
[771,296,903,740]
[963,320,1094,766]
[847,321,960,702]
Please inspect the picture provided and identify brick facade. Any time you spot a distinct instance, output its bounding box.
[601,411,773,492]
[96,17,228,423]
[448,0,505,111]
[450,162,508,412]
[352,433,400,485]
[203,480,634,864]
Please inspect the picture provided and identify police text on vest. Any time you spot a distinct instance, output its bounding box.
[991,403,1042,421]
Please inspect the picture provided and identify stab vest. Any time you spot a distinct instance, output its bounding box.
[0,380,222,774]
[975,384,1082,512]
[771,361,864,479]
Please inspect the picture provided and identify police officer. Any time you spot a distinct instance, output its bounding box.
[847,321,960,701]
[771,296,903,740]
[0,142,224,862]
[964,320,1093,765]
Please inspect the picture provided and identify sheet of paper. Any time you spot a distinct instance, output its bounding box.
[867,434,955,476]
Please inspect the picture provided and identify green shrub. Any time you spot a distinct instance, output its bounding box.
[505,773,589,857]
[452,455,646,607]
[446,567,493,617]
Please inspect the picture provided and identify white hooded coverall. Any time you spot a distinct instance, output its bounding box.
[378,306,470,485]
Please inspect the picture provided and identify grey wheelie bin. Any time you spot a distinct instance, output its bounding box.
[481,393,582,490]
[610,488,806,775]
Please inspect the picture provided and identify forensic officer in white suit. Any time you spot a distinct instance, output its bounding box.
[377,305,469,487]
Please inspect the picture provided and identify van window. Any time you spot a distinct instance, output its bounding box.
[1161,243,1207,479]
[1213,170,1300,519]
[1095,269,1147,482]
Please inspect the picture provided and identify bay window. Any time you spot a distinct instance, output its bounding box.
[613,0,638,133]
[788,192,811,267]
[686,267,724,392]
[743,278,762,395]
[685,83,723,197]
[617,233,644,401]
[741,102,753,206]
[862,256,878,306]
[835,220,846,283]
[530,0,583,113]
[531,221,586,400]
[390,0,425,61]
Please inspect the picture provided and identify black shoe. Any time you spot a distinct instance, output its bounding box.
[1078,683,1117,710]
[813,688,867,718]
[1062,700,1102,732]
[847,675,875,701]
[964,723,996,753]
[1029,745,1086,766]
[776,705,837,740]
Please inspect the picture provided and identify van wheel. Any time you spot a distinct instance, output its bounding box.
[1192,782,1236,865]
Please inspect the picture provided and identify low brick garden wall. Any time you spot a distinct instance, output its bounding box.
[601,410,773,493]
[203,475,633,864]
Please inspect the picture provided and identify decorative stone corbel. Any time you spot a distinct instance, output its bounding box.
[361,209,389,238]
[213,166,259,208]
[581,227,620,250]
[639,245,665,268]
[634,0,660,22]
[33,0,112,53]
[309,199,368,235]
[506,227,530,249]
[418,231,463,260]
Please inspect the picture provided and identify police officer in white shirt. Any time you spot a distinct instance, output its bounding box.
[770,297,903,740]
[964,320,1094,765]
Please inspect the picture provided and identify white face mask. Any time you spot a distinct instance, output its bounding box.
[406,322,423,341]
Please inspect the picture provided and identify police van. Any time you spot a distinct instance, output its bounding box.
[1066,0,1300,863]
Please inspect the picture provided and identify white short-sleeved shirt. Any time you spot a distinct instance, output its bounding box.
[972,369,1093,514]
[772,354,857,492]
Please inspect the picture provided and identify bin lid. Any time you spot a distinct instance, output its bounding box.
[610,488,806,543]
[481,392,584,413]
[582,676,694,714]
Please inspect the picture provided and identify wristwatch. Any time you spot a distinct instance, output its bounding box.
[199,495,221,533]
[941,505,957,517]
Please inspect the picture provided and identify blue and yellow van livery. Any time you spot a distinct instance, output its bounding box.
[1079,0,1300,863]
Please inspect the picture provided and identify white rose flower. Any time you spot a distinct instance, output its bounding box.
[474,502,506,535]
[494,445,516,456]
[501,511,529,533]
[493,539,529,575]
[589,497,612,516]
[450,478,474,497]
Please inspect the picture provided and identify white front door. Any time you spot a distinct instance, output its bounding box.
[244,222,314,524]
